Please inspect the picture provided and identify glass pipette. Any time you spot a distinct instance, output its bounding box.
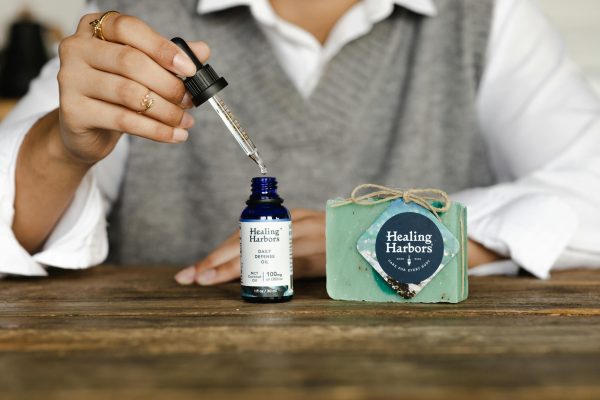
[207,95,267,174]
[171,37,267,175]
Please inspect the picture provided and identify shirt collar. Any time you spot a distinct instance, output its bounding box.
[197,0,437,18]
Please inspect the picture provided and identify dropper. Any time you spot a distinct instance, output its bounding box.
[171,37,268,175]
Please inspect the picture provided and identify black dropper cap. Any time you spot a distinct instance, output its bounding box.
[171,37,228,106]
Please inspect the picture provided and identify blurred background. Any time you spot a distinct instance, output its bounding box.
[0,0,599,119]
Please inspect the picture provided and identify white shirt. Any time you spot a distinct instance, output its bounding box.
[1,0,599,278]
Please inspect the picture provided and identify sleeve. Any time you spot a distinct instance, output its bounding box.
[458,0,600,279]
[0,55,124,276]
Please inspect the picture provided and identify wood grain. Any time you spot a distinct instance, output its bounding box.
[0,266,598,400]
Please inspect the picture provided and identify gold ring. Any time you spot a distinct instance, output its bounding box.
[138,91,154,114]
[90,10,120,41]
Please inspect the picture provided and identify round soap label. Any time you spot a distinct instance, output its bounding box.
[375,212,444,284]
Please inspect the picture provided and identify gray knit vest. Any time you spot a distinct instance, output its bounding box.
[98,0,495,265]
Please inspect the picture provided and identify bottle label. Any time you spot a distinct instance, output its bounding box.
[240,220,293,298]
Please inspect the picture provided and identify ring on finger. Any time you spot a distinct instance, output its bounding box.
[138,90,155,114]
[90,10,120,40]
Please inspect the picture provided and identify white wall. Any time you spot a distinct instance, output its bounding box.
[0,0,598,93]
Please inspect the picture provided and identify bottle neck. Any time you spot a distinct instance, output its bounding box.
[247,177,283,205]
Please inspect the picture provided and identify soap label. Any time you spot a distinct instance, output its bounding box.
[357,200,459,299]
[240,220,293,297]
[375,213,444,284]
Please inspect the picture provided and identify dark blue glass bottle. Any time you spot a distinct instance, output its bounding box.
[240,177,293,303]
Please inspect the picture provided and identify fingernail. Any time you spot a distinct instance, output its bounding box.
[172,128,188,143]
[180,92,193,109]
[175,266,196,285]
[173,53,196,77]
[180,112,195,129]
[196,269,217,286]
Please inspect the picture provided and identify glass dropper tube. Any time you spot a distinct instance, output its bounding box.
[207,95,268,175]
[170,37,268,175]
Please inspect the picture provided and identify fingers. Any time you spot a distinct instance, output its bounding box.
[175,231,240,286]
[55,13,211,165]
[468,239,503,268]
[74,32,209,108]
[293,234,325,257]
[175,240,325,286]
[174,257,240,286]
[70,97,189,143]
[290,208,325,239]
[81,69,195,128]
[195,233,240,274]
[293,254,326,278]
[199,258,241,286]
[292,214,325,276]
[174,211,327,287]
[176,257,240,286]
[76,13,102,32]
[79,39,188,105]
[290,210,326,278]
[187,41,211,64]
[291,214,325,238]
[291,208,323,221]
[85,13,205,76]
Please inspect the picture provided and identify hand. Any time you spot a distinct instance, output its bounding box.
[173,209,499,286]
[468,239,504,267]
[174,209,326,285]
[56,12,210,165]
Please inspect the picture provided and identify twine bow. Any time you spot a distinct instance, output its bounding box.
[332,184,451,220]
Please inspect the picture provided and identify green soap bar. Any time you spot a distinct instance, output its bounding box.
[326,199,468,303]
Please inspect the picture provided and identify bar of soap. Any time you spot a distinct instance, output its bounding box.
[326,199,468,303]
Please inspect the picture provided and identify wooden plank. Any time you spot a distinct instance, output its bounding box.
[0,266,598,400]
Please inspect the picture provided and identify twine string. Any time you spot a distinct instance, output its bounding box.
[332,184,451,220]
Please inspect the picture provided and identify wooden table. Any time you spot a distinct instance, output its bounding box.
[0,266,598,399]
